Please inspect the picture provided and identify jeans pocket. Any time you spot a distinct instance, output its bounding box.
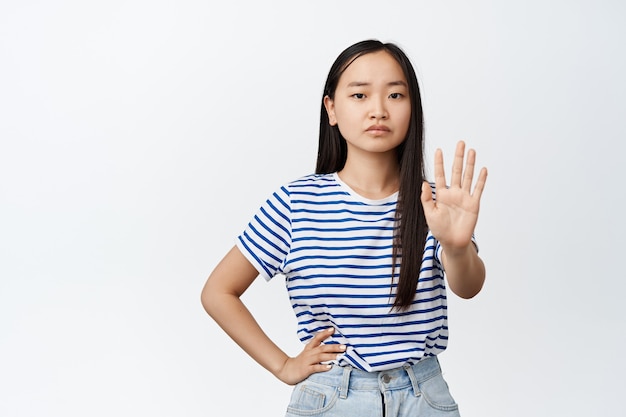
[418,372,459,412]
[286,381,339,416]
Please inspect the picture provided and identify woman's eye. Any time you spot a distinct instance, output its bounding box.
[352,93,365,99]
[389,93,403,99]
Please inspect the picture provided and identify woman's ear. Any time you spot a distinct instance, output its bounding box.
[323,95,337,126]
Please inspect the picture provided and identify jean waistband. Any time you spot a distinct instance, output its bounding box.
[305,356,442,399]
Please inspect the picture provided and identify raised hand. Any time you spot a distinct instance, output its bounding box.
[275,328,346,385]
[421,141,487,255]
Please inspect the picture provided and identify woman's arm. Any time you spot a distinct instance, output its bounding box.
[201,245,345,385]
[421,141,488,299]
[441,243,485,299]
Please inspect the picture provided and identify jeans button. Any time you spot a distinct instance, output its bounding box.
[382,374,391,383]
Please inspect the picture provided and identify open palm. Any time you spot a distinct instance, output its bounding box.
[421,141,488,253]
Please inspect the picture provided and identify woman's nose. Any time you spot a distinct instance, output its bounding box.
[369,98,388,119]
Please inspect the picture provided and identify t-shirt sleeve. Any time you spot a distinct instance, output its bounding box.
[236,185,292,281]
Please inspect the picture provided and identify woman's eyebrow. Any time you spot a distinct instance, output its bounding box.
[346,81,370,87]
[388,80,408,87]
[346,80,408,87]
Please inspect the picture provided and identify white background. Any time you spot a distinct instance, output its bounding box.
[1,1,625,416]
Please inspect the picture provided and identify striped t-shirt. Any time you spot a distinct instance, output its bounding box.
[237,172,455,372]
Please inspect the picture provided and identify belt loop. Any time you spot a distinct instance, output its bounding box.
[339,366,352,399]
[404,363,421,397]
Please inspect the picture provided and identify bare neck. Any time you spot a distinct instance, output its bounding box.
[338,149,400,200]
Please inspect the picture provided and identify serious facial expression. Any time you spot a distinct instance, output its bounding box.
[324,51,411,158]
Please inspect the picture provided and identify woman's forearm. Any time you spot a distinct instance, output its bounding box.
[201,246,290,378]
[202,282,289,377]
[441,244,485,299]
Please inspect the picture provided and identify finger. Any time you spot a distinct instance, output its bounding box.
[420,181,434,205]
[320,343,347,353]
[471,167,488,200]
[306,327,334,349]
[450,141,465,188]
[433,148,446,191]
[312,351,345,363]
[310,363,334,374]
[462,148,476,193]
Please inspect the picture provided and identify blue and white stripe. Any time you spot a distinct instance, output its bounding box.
[237,173,451,372]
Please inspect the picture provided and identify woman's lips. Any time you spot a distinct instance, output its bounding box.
[366,125,390,135]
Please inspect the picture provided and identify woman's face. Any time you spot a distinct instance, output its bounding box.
[324,51,411,158]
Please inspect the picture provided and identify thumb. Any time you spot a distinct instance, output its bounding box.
[420,181,434,211]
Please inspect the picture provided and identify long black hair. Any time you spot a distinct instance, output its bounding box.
[316,39,428,310]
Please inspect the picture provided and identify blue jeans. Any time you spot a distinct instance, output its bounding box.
[285,356,460,417]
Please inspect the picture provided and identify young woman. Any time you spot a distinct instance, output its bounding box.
[202,39,487,416]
